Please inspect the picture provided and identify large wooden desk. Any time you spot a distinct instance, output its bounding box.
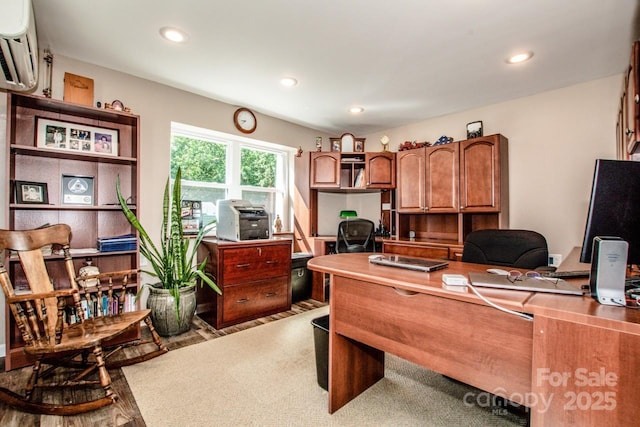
[307,253,640,426]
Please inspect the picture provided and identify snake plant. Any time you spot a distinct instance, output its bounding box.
[116,167,221,317]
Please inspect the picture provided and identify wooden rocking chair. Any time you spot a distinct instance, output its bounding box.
[0,224,168,415]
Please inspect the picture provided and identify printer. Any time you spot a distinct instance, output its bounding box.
[216,199,271,241]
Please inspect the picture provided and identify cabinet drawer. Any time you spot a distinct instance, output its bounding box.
[223,277,289,323]
[222,245,290,282]
[383,242,450,260]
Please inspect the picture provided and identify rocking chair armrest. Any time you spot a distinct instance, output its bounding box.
[74,269,139,282]
[7,288,79,304]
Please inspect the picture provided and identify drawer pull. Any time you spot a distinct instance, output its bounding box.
[265,292,278,297]
[393,287,419,296]
[236,298,250,303]
[235,263,251,269]
[265,260,280,265]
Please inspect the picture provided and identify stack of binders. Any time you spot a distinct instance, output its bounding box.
[97,234,137,252]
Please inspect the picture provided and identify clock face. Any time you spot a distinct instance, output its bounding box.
[234,108,257,133]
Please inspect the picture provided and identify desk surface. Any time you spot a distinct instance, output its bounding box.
[308,253,640,330]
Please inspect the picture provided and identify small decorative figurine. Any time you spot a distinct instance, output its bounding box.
[274,214,283,233]
[315,137,322,151]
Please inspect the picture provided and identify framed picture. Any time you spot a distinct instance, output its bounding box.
[340,133,355,152]
[61,174,94,205]
[466,121,483,139]
[14,180,48,204]
[181,200,202,235]
[354,138,366,152]
[331,138,341,152]
[36,118,119,157]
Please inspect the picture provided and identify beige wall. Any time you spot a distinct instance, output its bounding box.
[363,74,621,261]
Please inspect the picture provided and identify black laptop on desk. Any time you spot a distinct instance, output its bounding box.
[368,254,449,272]
[468,272,585,295]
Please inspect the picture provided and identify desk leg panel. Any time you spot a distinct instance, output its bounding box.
[311,270,326,302]
[331,276,533,405]
[531,316,640,427]
[329,325,385,413]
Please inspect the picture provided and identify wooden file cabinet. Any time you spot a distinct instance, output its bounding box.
[196,238,292,329]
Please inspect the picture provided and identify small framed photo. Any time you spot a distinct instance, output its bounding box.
[466,121,483,139]
[61,174,94,205]
[331,138,341,152]
[354,139,365,152]
[181,200,202,235]
[315,137,323,152]
[36,118,119,157]
[14,181,48,204]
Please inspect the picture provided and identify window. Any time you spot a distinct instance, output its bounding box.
[170,122,294,234]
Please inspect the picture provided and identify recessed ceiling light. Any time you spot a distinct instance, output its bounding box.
[349,106,364,114]
[506,51,533,64]
[160,27,187,43]
[280,77,298,87]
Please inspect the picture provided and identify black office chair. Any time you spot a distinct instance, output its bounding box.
[461,229,552,270]
[336,219,376,253]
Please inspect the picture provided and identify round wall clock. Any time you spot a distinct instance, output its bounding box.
[233,107,257,134]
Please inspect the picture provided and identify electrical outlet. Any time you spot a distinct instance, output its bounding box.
[548,253,562,267]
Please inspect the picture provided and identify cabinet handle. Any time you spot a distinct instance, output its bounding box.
[235,263,251,268]
[626,128,635,136]
[265,260,279,265]
[635,94,639,104]
[236,298,250,303]
[265,292,278,297]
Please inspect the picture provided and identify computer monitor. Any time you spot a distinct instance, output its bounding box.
[580,159,640,265]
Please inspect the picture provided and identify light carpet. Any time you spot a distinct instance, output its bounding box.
[123,307,527,426]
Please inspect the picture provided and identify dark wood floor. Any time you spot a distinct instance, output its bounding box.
[0,299,327,427]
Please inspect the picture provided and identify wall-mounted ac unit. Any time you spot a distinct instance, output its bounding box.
[0,0,38,91]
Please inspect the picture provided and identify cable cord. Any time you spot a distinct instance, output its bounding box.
[466,282,534,321]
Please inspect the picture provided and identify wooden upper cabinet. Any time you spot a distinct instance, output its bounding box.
[397,144,458,213]
[396,147,426,212]
[366,152,395,188]
[310,151,396,190]
[425,143,459,212]
[310,152,340,188]
[624,41,639,155]
[459,134,508,212]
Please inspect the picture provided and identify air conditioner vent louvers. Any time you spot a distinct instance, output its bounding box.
[0,49,12,81]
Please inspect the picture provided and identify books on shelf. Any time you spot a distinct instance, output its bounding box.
[67,290,137,324]
[97,233,137,252]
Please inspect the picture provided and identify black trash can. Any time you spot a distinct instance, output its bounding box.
[311,314,329,391]
[291,253,313,302]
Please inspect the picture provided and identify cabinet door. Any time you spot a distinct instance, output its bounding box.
[366,152,396,188]
[624,41,640,154]
[425,144,459,212]
[459,135,502,212]
[310,152,340,188]
[396,148,425,212]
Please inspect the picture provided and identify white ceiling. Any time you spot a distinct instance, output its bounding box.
[31,0,639,135]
